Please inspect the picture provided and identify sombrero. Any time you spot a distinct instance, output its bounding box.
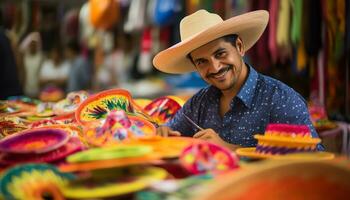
[192,160,350,200]
[153,9,269,74]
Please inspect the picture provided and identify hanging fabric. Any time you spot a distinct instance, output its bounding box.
[124,0,147,32]
[154,0,182,26]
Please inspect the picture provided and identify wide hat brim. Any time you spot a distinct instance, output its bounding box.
[153,10,269,74]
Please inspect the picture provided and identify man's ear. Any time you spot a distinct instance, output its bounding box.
[236,37,245,56]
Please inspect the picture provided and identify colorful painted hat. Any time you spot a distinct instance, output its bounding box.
[0,128,69,154]
[83,110,156,147]
[180,142,239,174]
[193,160,350,200]
[53,91,89,115]
[143,96,184,125]
[0,137,83,165]
[62,166,167,199]
[76,89,152,126]
[67,145,152,163]
[0,163,75,200]
[236,124,334,160]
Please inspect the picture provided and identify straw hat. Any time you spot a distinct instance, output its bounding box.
[153,9,269,74]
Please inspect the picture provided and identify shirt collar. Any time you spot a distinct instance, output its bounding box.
[235,64,258,108]
[208,64,258,108]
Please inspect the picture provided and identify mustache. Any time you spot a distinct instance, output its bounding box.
[206,65,233,78]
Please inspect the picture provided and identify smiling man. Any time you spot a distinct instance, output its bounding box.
[153,10,323,151]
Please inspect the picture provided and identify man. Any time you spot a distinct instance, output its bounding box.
[153,10,323,151]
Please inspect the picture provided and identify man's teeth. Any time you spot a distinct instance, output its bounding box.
[213,68,228,78]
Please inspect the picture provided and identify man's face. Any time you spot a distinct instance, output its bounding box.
[189,37,245,91]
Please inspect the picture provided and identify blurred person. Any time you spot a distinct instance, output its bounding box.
[39,43,70,92]
[65,40,92,92]
[19,32,44,98]
[96,32,135,89]
[0,27,23,99]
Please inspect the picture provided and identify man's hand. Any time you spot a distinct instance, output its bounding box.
[156,126,181,137]
[193,128,240,150]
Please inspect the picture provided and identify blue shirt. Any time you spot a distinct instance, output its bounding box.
[166,65,324,150]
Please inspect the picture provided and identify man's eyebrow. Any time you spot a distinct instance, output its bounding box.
[212,47,225,56]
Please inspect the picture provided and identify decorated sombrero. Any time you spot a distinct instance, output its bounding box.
[82,110,156,147]
[193,160,350,200]
[53,91,89,115]
[0,137,83,165]
[62,166,168,199]
[236,124,334,160]
[0,163,75,200]
[180,142,239,174]
[0,128,69,154]
[75,89,153,126]
[143,96,184,125]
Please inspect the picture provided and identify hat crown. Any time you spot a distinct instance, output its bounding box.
[180,10,223,41]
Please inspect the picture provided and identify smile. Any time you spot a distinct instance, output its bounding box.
[208,65,232,79]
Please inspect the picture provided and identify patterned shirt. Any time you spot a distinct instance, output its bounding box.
[166,65,324,150]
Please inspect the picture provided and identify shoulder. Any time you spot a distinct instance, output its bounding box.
[258,74,302,97]
[190,85,216,102]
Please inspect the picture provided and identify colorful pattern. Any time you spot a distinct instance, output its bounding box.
[144,96,183,125]
[0,138,83,165]
[67,145,152,163]
[0,164,75,200]
[252,124,321,156]
[83,111,156,147]
[235,147,334,160]
[53,91,89,115]
[76,89,148,125]
[0,128,69,154]
[196,161,350,200]
[180,142,239,174]
[62,166,167,199]
[308,103,337,131]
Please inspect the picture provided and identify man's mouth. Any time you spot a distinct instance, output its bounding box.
[207,65,233,79]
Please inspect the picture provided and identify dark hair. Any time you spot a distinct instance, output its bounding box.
[187,34,238,64]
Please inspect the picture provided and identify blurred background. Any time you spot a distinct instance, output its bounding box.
[0,0,349,122]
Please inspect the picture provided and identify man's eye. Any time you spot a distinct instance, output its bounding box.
[216,51,226,58]
[196,60,204,65]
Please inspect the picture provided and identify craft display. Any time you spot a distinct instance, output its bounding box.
[0,163,75,200]
[83,110,156,146]
[0,137,83,165]
[76,89,151,126]
[236,123,334,160]
[308,103,337,131]
[0,117,28,137]
[0,128,69,154]
[180,142,239,174]
[67,145,152,163]
[39,86,65,102]
[124,136,201,158]
[194,161,350,200]
[53,91,89,115]
[62,166,168,199]
[0,100,36,117]
[143,96,184,125]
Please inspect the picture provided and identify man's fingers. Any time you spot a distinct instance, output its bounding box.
[193,130,206,138]
[156,126,181,137]
[156,126,169,137]
[169,130,181,136]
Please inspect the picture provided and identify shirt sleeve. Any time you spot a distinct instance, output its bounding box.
[164,90,205,137]
[269,88,325,151]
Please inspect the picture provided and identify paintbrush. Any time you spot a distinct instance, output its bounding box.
[183,113,204,131]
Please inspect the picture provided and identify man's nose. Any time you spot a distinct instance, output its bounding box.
[209,58,221,73]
